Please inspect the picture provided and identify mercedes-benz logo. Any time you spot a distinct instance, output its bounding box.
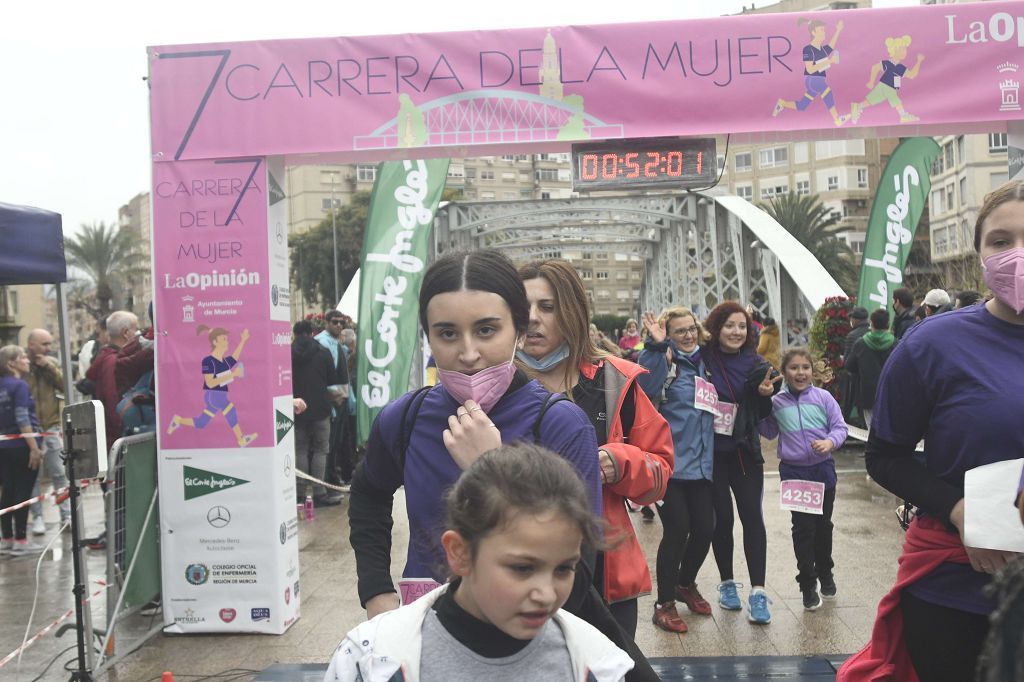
[207,505,231,528]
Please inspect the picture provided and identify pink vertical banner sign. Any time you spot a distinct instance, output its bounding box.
[154,158,272,450]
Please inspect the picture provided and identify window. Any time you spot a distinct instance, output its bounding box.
[734,152,752,172]
[536,168,559,182]
[946,183,955,211]
[931,188,946,214]
[503,191,518,200]
[989,133,1007,153]
[616,271,628,280]
[616,290,629,300]
[759,146,788,168]
[827,175,839,191]
[356,165,376,182]
[596,271,609,280]
[614,253,628,261]
[717,155,726,173]
[760,181,789,200]
[480,191,495,199]
[960,177,967,206]
[465,167,476,179]
[933,226,948,256]
[321,198,341,210]
[735,184,753,201]
[580,270,592,280]
[8,290,17,315]
[597,290,611,299]
[582,252,592,260]
[794,142,809,164]
[957,136,965,163]
[962,219,972,248]
[447,164,464,178]
[501,155,515,161]
[632,288,641,297]
[944,142,955,169]
[796,180,810,196]
[520,189,533,198]
[540,191,551,199]
[857,168,868,189]
[596,252,608,260]
[501,171,516,182]
[480,170,495,180]
[932,155,944,175]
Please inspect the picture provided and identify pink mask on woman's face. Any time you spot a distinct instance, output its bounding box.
[436,338,519,413]
[982,247,1024,314]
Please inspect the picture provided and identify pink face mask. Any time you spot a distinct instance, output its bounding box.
[436,339,520,414]
[982,247,1024,315]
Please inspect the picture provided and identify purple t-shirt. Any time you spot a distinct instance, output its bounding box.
[201,355,237,392]
[872,304,1024,614]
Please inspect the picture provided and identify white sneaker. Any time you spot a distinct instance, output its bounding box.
[31,516,47,535]
[9,540,47,556]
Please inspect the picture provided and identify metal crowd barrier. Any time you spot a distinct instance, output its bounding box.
[94,432,162,674]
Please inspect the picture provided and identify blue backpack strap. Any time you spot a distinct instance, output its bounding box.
[398,385,433,476]
[533,392,571,444]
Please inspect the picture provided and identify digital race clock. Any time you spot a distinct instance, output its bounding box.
[570,137,717,191]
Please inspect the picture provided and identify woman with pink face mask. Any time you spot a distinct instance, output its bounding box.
[840,181,1024,682]
[347,249,673,680]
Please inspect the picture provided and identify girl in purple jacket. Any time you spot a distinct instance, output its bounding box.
[758,347,847,611]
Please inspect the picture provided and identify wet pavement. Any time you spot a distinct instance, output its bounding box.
[1,439,910,681]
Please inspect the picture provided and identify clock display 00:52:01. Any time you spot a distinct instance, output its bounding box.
[577,150,704,181]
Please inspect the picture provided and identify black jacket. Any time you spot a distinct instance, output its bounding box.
[845,337,893,411]
[892,309,915,342]
[732,356,778,465]
[291,335,341,422]
[844,321,869,360]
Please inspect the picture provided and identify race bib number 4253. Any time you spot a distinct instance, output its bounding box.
[780,480,825,515]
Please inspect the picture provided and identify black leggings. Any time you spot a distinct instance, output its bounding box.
[0,445,39,541]
[607,598,638,639]
[655,479,715,603]
[711,449,767,586]
[790,487,836,590]
[901,590,990,682]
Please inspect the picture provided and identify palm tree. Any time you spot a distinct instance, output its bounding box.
[64,221,147,318]
[758,192,858,294]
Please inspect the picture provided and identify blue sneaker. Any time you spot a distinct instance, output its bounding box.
[748,589,772,624]
[717,580,743,611]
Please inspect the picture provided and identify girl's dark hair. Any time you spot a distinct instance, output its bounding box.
[445,443,602,559]
[419,250,529,334]
[975,180,1024,252]
[704,301,756,351]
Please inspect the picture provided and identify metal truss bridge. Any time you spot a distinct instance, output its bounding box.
[435,192,844,329]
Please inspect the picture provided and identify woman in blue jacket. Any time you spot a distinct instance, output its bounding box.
[637,307,715,633]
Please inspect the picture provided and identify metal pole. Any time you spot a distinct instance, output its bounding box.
[65,412,96,682]
[331,176,339,307]
[55,283,75,402]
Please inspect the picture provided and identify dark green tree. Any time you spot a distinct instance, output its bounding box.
[758,192,858,295]
[290,191,371,310]
[64,221,147,319]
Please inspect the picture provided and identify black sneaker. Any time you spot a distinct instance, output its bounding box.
[314,493,343,507]
[640,505,656,522]
[819,576,837,599]
[802,587,822,611]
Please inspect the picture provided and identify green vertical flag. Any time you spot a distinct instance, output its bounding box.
[356,159,449,445]
[856,138,940,316]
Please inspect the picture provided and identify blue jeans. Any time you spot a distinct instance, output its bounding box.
[30,434,70,521]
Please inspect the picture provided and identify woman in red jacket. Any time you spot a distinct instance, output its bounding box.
[517,259,673,637]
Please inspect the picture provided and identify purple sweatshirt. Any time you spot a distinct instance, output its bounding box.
[759,385,847,488]
[362,378,601,583]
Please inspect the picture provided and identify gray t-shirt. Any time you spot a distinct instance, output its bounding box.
[419,610,574,681]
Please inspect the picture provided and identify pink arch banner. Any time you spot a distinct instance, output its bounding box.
[149,2,1024,162]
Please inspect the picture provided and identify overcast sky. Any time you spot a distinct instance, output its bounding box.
[0,0,914,237]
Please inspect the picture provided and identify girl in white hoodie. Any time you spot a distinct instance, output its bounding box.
[324,443,633,682]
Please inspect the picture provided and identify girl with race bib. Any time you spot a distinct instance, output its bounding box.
[704,301,780,624]
[758,347,847,611]
[327,444,632,682]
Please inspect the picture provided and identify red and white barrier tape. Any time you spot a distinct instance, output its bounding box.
[0,580,110,669]
[0,431,59,441]
[294,469,349,493]
[0,479,98,518]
